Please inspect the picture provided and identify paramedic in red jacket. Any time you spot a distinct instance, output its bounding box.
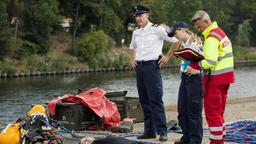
[191,10,235,144]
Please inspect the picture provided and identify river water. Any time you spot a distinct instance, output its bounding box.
[0,67,256,122]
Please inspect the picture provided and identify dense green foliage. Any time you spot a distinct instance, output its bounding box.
[77,30,109,63]
[0,0,256,73]
[0,0,15,59]
[18,0,60,57]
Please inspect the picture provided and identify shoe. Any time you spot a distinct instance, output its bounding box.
[174,135,189,144]
[174,140,189,144]
[159,134,168,142]
[111,121,134,133]
[137,134,156,139]
[166,120,178,131]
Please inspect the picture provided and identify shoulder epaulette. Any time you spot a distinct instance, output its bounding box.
[207,28,226,41]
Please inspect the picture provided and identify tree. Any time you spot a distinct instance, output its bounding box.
[77,30,109,67]
[229,0,256,46]
[0,0,14,59]
[165,0,203,26]
[78,0,124,45]
[18,0,60,57]
[236,19,253,47]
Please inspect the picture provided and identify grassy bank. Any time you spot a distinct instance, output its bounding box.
[0,32,130,75]
[0,49,130,75]
[1,32,256,75]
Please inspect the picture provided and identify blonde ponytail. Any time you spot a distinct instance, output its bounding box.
[182,28,202,45]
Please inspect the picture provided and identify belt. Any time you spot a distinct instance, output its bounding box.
[136,60,157,65]
[181,72,201,76]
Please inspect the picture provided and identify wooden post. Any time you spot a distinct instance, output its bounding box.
[14,18,19,45]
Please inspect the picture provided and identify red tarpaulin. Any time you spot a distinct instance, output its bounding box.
[48,87,121,128]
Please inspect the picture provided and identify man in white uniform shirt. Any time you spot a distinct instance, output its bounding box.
[128,5,179,142]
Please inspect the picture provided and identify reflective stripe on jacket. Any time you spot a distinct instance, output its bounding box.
[202,22,235,86]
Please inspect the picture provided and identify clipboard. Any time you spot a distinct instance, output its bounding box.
[174,48,204,62]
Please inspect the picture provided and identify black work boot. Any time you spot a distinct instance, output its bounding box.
[174,136,189,144]
[137,134,156,139]
[174,141,189,144]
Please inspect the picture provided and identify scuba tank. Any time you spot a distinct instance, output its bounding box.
[20,105,62,144]
[27,105,46,117]
[0,121,22,144]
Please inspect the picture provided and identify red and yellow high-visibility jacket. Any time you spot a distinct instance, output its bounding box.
[202,22,235,86]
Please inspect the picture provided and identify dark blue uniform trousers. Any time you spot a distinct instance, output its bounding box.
[178,73,203,143]
[135,61,167,135]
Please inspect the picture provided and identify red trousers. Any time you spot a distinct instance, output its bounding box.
[204,84,230,144]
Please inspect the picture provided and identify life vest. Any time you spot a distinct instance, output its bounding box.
[202,22,235,86]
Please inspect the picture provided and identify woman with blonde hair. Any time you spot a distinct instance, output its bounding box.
[168,22,203,144]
